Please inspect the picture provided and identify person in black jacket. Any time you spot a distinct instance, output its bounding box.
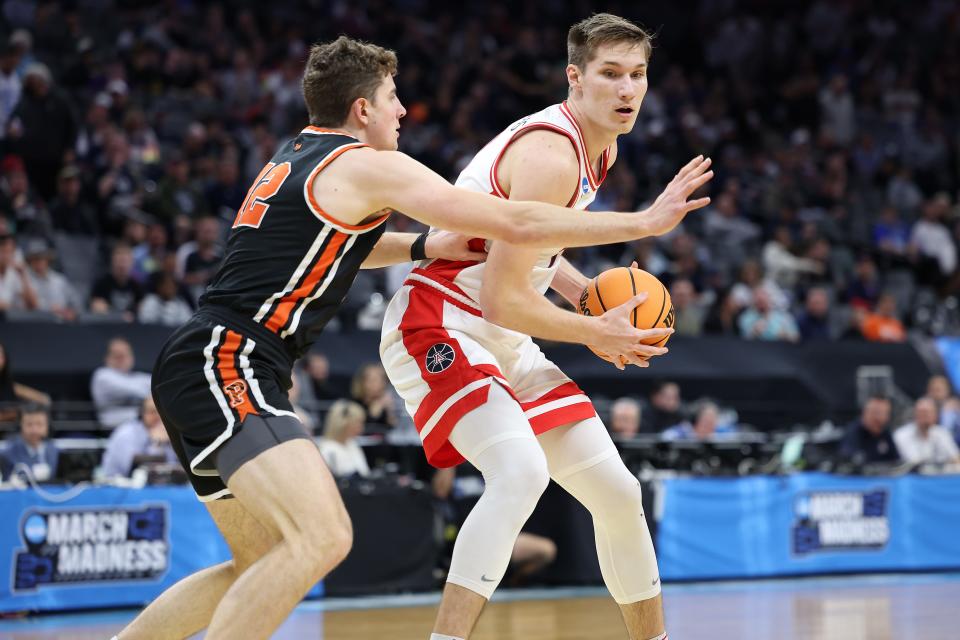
[839,396,900,464]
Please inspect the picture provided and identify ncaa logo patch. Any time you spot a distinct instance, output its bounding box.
[425,343,456,374]
[581,176,590,194]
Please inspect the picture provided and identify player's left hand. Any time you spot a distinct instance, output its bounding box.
[424,231,488,262]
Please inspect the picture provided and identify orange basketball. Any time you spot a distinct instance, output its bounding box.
[576,267,674,363]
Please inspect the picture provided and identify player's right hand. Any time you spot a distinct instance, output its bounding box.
[588,293,673,370]
[639,155,713,237]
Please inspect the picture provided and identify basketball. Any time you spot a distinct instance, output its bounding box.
[577,267,674,362]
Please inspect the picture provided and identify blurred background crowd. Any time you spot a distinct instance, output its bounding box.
[0,0,959,487]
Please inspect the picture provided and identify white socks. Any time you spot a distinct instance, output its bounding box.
[430,634,465,640]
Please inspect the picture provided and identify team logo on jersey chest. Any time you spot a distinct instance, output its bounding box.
[425,343,456,374]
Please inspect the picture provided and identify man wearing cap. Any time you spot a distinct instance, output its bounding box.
[24,238,79,321]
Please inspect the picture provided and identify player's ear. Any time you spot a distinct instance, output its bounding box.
[566,64,582,94]
[351,97,369,125]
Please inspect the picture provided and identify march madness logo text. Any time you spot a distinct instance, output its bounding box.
[13,505,170,591]
[792,489,889,555]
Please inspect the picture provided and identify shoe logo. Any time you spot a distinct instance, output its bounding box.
[652,577,660,586]
[425,343,456,374]
[480,574,496,583]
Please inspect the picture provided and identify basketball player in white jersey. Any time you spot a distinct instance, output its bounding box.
[381,15,709,640]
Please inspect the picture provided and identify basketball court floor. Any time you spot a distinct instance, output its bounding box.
[1,573,957,639]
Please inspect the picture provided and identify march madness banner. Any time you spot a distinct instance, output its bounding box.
[656,473,960,580]
[1,486,230,613]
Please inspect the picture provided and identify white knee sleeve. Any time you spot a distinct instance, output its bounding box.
[446,383,549,599]
[540,418,661,604]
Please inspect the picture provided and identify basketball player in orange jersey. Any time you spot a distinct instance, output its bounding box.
[114,35,710,640]
[381,15,706,640]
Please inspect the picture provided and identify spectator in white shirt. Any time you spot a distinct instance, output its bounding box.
[138,272,192,326]
[0,227,37,312]
[90,336,151,429]
[317,399,370,478]
[100,396,177,478]
[893,397,960,465]
[24,238,79,321]
[910,195,957,282]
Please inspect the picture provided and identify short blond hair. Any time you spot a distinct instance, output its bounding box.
[567,13,653,70]
[323,399,365,440]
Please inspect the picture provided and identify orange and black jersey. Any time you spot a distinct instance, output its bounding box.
[201,128,389,358]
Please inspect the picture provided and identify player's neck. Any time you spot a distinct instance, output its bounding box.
[564,98,618,165]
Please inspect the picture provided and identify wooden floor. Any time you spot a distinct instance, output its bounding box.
[1,574,958,639]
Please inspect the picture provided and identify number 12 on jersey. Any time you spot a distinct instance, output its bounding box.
[232,161,292,229]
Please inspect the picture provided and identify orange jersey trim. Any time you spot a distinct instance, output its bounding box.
[216,330,257,422]
[263,230,349,334]
[303,143,391,233]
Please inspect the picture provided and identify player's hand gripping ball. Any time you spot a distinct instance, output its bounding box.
[577,267,674,364]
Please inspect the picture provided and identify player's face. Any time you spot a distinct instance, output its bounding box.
[575,42,648,134]
[365,74,407,151]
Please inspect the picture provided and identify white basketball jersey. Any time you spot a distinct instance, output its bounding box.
[412,101,611,305]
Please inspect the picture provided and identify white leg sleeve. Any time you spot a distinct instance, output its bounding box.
[446,383,550,599]
[538,417,661,604]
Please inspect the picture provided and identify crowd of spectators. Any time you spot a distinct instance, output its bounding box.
[0,1,951,341]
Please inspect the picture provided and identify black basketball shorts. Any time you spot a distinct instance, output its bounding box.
[151,306,310,501]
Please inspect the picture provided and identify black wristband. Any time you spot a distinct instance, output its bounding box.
[411,232,429,261]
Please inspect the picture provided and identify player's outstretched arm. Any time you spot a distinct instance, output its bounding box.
[359,231,486,269]
[334,149,712,248]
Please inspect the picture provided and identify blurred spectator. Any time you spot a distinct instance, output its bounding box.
[1,404,58,482]
[131,222,169,285]
[350,363,397,432]
[926,375,960,441]
[609,397,641,440]
[818,73,855,146]
[0,341,50,421]
[137,272,193,326]
[702,192,761,270]
[729,259,787,311]
[702,287,743,336]
[762,226,822,291]
[662,400,736,441]
[7,63,77,200]
[0,228,37,312]
[909,194,957,287]
[205,154,247,222]
[893,397,960,466]
[670,278,705,337]
[90,336,151,429]
[846,254,882,311]
[100,396,176,478]
[738,286,799,342]
[90,242,143,318]
[149,151,208,223]
[296,352,343,407]
[0,153,50,238]
[0,43,21,143]
[873,206,911,260]
[839,396,899,464]
[180,216,223,304]
[641,381,682,433]
[24,238,80,321]
[317,399,370,477]
[96,132,144,235]
[508,532,557,587]
[796,287,831,341]
[49,165,98,236]
[859,293,906,343]
[287,374,316,434]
